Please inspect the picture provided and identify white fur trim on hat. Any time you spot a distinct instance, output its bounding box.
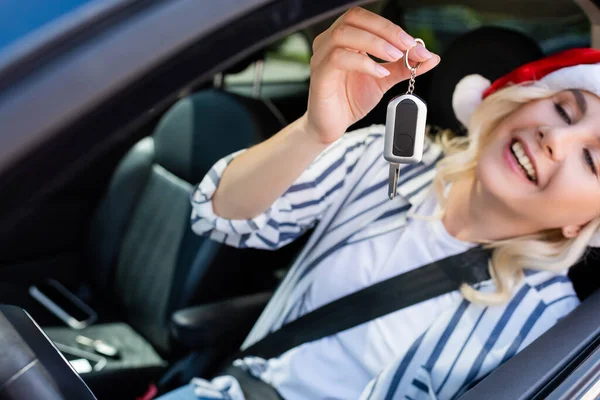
[452,74,491,127]
[452,64,600,128]
[541,64,600,98]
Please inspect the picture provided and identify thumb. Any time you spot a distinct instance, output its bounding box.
[379,54,441,92]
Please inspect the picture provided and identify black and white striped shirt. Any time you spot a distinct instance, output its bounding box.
[190,125,579,399]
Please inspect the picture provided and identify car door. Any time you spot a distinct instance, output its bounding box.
[0,0,144,322]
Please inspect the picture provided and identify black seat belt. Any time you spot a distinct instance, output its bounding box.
[239,246,491,360]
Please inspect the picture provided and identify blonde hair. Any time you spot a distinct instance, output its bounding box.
[432,82,600,305]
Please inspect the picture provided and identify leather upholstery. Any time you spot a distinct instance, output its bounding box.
[114,165,193,352]
[88,137,155,293]
[171,291,272,351]
[45,89,285,386]
[153,90,261,184]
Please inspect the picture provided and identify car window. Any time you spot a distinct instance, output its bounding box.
[0,0,97,54]
[224,32,311,87]
[401,5,590,55]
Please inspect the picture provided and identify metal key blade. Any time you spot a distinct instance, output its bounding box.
[388,163,399,199]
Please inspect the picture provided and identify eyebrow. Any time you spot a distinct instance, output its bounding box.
[570,89,587,115]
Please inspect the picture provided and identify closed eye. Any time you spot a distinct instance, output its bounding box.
[554,103,572,125]
[584,149,598,176]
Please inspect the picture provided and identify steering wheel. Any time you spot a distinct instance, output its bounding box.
[0,305,96,400]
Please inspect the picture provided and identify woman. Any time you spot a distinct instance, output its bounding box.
[159,6,600,400]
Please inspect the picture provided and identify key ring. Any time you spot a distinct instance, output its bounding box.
[404,38,425,95]
[385,37,428,199]
[404,38,426,72]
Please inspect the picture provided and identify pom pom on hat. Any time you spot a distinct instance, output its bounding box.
[452,74,491,127]
[451,48,600,128]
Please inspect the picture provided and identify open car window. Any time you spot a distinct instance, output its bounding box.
[223,31,311,100]
[225,33,311,86]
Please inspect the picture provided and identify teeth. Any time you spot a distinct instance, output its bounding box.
[511,141,537,182]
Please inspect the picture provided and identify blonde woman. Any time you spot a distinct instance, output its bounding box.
[158,6,600,400]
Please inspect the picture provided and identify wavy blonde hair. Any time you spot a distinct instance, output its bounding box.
[432,82,600,305]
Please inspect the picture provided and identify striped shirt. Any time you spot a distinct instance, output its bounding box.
[190,124,579,399]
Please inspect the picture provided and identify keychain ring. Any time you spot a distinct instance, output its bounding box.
[405,38,426,72]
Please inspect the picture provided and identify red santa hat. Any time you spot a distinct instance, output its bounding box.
[452,48,600,127]
[452,47,600,247]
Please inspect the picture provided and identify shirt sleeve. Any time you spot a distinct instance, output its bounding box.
[190,125,384,250]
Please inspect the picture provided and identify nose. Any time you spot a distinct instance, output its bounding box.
[537,126,572,161]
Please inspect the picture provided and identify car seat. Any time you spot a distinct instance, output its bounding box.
[42,88,287,398]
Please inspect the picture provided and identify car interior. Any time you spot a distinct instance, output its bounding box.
[1,0,600,399]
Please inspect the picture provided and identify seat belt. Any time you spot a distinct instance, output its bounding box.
[220,365,284,400]
[238,246,491,360]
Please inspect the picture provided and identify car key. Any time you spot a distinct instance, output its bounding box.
[384,39,428,199]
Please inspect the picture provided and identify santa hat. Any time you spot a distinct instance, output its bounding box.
[451,47,600,247]
[452,48,600,128]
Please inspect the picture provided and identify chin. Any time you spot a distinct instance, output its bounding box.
[474,162,512,203]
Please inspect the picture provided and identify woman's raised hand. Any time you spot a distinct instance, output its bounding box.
[304,7,441,145]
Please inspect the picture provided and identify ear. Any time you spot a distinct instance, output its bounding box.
[562,225,582,239]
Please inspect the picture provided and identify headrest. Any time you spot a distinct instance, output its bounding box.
[427,26,544,134]
[152,89,261,183]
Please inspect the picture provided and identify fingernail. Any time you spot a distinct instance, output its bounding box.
[375,64,390,77]
[416,45,433,59]
[399,32,416,48]
[385,44,403,60]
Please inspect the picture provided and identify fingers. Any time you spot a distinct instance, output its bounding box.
[310,5,442,92]
[339,7,433,62]
[314,48,392,80]
[311,24,404,67]
[311,7,437,77]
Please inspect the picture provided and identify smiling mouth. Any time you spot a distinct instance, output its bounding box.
[510,140,537,184]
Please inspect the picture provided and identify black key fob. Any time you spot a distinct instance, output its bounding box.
[384,94,427,165]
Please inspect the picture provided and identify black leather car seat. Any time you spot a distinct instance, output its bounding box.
[43,88,285,398]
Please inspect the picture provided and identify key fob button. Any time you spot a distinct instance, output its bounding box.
[392,99,418,157]
[393,134,414,157]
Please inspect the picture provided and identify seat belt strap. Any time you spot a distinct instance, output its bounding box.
[221,365,284,400]
[239,246,491,360]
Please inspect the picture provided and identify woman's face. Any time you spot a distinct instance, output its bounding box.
[477,89,600,235]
